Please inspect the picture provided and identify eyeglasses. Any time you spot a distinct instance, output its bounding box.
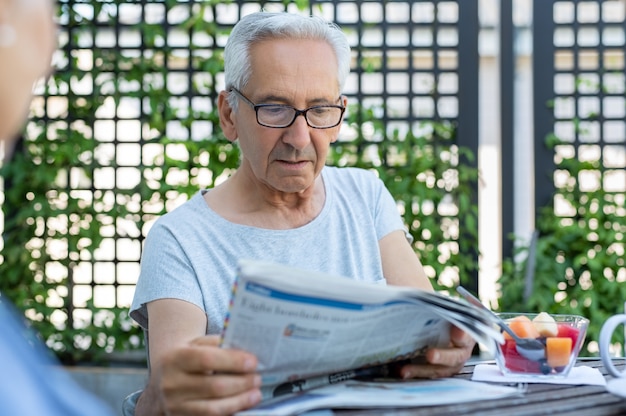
[229,88,345,129]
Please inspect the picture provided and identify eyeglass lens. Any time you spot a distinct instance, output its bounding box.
[257,105,343,128]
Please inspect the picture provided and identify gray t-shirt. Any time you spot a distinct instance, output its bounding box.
[130,166,408,334]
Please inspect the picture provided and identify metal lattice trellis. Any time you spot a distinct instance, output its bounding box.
[1,0,481,360]
[50,0,479,324]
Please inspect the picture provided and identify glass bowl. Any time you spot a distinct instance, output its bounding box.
[494,313,589,377]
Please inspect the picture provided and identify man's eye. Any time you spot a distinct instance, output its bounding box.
[264,106,289,115]
[310,107,331,116]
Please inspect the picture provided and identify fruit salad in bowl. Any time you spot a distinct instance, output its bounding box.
[495,312,589,377]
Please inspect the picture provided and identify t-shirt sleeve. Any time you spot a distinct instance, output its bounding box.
[129,219,204,330]
[372,173,414,244]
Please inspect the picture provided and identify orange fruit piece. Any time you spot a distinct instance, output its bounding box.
[546,337,573,368]
[504,315,541,340]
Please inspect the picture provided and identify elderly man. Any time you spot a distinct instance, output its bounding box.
[129,11,475,416]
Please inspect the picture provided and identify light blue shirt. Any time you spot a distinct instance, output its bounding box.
[0,295,115,416]
[131,166,408,334]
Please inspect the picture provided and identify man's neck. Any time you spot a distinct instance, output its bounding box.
[204,169,326,229]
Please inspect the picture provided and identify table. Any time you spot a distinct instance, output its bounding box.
[335,358,626,415]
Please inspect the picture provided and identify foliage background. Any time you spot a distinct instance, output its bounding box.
[498,133,625,356]
[3,0,622,364]
[0,0,479,364]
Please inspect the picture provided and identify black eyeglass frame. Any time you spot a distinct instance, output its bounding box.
[229,87,346,129]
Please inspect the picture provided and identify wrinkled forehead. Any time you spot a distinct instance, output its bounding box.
[247,38,340,93]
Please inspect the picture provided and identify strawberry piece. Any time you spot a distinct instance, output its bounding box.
[557,323,580,345]
[501,339,541,373]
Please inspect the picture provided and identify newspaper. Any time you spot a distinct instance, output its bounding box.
[220,259,503,398]
[236,378,523,416]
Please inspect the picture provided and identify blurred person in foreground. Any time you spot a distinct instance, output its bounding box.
[128,11,476,416]
[0,0,114,414]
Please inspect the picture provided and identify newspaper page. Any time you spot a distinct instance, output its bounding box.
[220,260,503,394]
[237,378,523,416]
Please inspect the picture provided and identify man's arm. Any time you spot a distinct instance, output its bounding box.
[134,299,262,416]
[379,229,475,379]
[379,229,433,290]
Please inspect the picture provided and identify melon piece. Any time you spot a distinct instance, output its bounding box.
[504,315,541,340]
[532,312,558,337]
[546,336,573,368]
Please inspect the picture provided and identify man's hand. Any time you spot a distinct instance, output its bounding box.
[137,335,262,416]
[397,326,476,379]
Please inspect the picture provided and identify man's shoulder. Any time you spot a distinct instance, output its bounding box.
[150,191,206,228]
[324,166,382,189]
[324,165,379,182]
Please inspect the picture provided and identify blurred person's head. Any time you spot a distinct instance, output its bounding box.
[223,12,351,112]
[0,0,56,154]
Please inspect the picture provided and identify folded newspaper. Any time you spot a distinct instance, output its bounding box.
[237,378,523,416]
[220,259,503,400]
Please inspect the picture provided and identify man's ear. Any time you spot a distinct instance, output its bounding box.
[218,91,238,142]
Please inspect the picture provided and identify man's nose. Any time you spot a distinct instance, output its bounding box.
[281,114,311,150]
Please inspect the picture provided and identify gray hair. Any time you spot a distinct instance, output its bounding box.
[224,12,351,110]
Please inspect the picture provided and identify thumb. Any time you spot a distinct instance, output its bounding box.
[450,326,475,348]
[190,334,221,347]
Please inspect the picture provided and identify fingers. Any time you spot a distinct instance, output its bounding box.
[160,371,262,413]
[190,334,221,346]
[161,364,261,398]
[449,325,474,348]
[155,337,263,415]
[172,336,258,375]
[427,327,475,367]
[399,326,476,379]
